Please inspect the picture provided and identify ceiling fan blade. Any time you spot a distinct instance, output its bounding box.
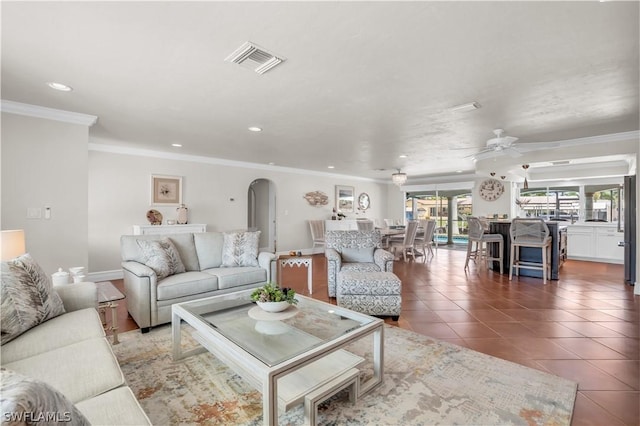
[469,149,502,161]
[504,147,524,158]
[511,141,559,152]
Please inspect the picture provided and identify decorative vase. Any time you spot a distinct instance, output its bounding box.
[256,301,290,313]
[176,204,188,224]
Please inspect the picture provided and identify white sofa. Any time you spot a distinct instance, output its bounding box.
[1,282,151,425]
[121,232,276,332]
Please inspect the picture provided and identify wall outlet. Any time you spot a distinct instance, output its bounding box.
[44,206,51,220]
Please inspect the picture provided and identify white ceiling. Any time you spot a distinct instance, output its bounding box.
[2,1,638,182]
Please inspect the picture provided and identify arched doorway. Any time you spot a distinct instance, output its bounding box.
[248,178,277,252]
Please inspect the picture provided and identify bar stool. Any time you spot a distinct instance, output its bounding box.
[464,217,504,274]
[509,218,552,284]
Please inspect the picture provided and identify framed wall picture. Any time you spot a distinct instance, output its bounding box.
[151,174,182,206]
[335,185,355,213]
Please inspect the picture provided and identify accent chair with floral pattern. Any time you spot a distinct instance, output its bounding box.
[324,230,394,297]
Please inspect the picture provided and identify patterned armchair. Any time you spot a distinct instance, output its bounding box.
[325,230,394,297]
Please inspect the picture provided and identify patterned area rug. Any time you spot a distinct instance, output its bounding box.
[112,324,576,425]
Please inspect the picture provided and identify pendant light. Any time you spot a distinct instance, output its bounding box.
[522,164,530,189]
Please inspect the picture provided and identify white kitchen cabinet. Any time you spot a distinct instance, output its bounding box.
[567,227,595,258]
[566,224,623,264]
[595,227,624,262]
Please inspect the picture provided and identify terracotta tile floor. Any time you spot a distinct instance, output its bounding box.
[110,248,639,425]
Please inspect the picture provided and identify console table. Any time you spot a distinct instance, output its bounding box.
[132,224,207,235]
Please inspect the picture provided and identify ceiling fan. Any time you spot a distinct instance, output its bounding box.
[469,129,522,160]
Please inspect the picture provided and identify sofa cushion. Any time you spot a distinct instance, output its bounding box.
[1,253,66,345]
[3,337,125,404]
[0,308,104,365]
[76,387,151,425]
[205,266,267,290]
[221,231,260,267]
[156,271,218,301]
[136,238,185,279]
[194,232,224,270]
[340,262,381,273]
[0,368,91,425]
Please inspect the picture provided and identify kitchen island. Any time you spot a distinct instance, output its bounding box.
[489,220,567,280]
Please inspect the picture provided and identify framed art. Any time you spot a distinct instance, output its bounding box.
[151,174,182,206]
[335,185,355,213]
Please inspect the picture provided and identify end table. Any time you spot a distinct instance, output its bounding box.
[277,255,313,294]
[96,281,126,344]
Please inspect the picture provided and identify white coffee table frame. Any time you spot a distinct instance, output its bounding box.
[172,289,384,426]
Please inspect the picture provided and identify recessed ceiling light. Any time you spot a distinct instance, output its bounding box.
[456,170,463,173]
[171,143,182,147]
[399,154,408,158]
[327,166,335,169]
[268,162,275,165]
[248,126,262,132]
[47,82,73,92]
[449,102,480,112]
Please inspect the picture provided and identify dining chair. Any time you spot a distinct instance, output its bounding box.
[414,219,436,261]
[383,219,394,228]
[464,216,504,273]
[509,218,552,284]
[308,220,326,249]
[389,220,419,262]
[356,220,374,231]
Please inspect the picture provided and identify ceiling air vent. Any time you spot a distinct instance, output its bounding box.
[225,42,285,75]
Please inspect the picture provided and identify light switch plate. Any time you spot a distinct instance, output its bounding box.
[27,207,41,219]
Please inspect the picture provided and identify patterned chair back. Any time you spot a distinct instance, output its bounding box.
[325,230,383,250]
[510,218,550,244]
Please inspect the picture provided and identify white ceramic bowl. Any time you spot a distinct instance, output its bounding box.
[256,301,290,313]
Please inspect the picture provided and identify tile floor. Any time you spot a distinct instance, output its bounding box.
[111,247,639,425]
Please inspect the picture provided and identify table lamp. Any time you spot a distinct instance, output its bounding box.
[1,229,26,261]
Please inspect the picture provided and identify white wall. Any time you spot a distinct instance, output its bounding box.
[471,179,515,218]
[1,113,89,275]
[88,147,388,274]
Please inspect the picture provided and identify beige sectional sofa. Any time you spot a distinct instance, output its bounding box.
[121,231,276,332]
[1,282,150,425]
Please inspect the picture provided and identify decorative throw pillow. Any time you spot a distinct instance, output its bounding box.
[221,231,261,267]
[136,238,185,279]
[1,254,66,345]
[341,247,375,263]
[0,368,90,425]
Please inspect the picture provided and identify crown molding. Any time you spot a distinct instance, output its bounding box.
[88,140,382,183]
[1,100,98,126]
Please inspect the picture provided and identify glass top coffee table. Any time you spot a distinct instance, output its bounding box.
[172,289,384,425]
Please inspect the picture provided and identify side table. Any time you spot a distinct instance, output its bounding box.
[96,281,126,344]
[278,255,313,295]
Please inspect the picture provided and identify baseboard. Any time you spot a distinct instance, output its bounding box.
[88,269,123,282]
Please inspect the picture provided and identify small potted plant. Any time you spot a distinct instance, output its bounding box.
[251,283,298,312]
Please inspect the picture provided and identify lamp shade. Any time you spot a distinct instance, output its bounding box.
[391,170,407,186]
[1,230,26,261]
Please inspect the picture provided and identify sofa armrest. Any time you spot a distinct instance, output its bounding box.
[122,260,155,278]
[258,251,277,282]
[374,248,395,272]
[54,282,98,312]
[122,261,156,330]
[325,249,342,298]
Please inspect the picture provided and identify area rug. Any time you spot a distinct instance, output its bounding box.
[112,324,576,425]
